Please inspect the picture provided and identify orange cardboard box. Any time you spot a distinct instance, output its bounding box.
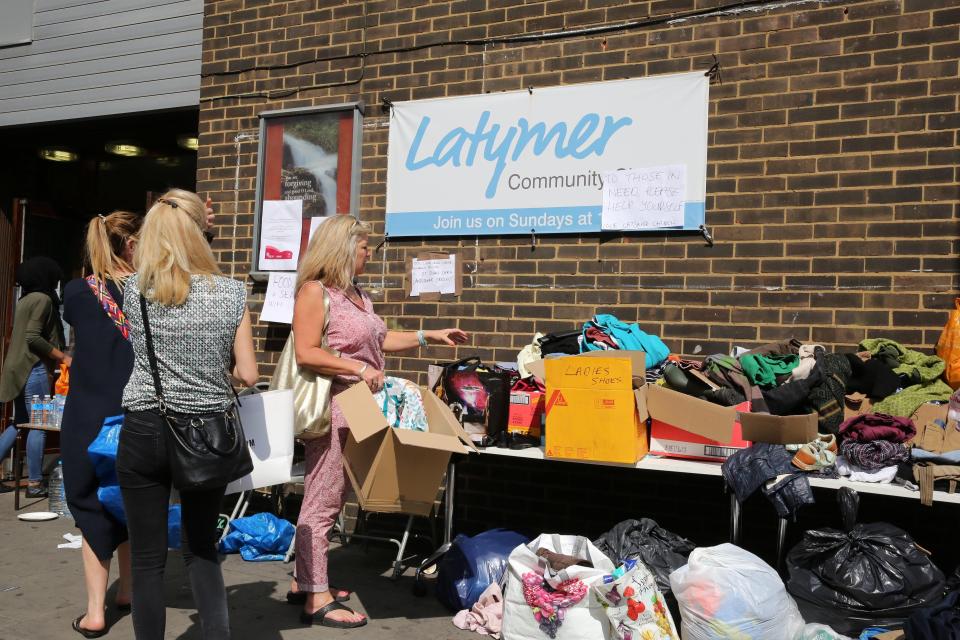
[544,355,648,464]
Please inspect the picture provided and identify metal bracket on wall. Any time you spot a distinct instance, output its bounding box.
[704,54,722,85]
[530,228,537,251]
[699,224,714,247]
[381,96,394,113]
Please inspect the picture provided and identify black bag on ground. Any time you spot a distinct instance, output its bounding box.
[593,518,696,595]
[536,330,580,356]
[786,488,946,635]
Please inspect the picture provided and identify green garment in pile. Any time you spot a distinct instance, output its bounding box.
[739,353,800,389]
[859,338,953,417]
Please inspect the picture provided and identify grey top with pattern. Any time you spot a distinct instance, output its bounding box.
[122,273,246,414]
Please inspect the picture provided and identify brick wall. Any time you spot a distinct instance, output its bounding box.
[202,0,960,572]
[199,0,959,378]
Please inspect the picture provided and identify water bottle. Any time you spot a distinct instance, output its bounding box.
[48,461,71,518]
[43,395,53,426]
[56,395,66,428]
[29,395,40,425]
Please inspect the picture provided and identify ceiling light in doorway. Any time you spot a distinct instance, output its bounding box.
[38,148,77,162]
[177,135,198,151]
[105,142,146,157]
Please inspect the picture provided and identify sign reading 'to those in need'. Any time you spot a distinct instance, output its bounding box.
[385,72,709,237]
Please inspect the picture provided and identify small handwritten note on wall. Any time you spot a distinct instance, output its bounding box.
[410,255,457,296]
[261,272,296,324]
[600,165,687,231]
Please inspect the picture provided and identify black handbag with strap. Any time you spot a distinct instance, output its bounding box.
[139,294,253,492]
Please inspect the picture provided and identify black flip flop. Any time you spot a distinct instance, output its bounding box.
[72,615,107,639]
[299,601,367,629]
[286,590,350,605]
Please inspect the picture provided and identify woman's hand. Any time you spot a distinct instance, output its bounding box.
[204,197,215,231]
[360,365,385,393]
[427,328,470,346]
[61,354,72,368]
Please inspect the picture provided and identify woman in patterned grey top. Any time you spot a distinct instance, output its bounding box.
[121,273,247,414]
[117,189,257,640]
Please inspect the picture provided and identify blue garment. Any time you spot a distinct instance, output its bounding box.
[911,447,960,464]
[0,362,50,481]
[580,315,670,368]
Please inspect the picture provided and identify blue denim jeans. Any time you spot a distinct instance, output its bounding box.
[0,362,49,482]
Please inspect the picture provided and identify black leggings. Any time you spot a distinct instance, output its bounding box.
[117,410,229,640]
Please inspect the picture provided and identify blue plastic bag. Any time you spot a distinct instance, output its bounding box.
[88,414,180,549]
[219,512,295,562]
[88,415,124,485]
[437,529,528,612]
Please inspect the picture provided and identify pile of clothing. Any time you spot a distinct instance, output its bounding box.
[520,315,670,371]
[907,401,960,506]
[657,338,953,433]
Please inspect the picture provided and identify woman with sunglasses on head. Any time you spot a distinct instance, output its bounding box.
[287,215,469,629]
[61,211,142,638]
[118,189,257,640]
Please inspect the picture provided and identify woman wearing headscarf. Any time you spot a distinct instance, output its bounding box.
[0,256,71,497]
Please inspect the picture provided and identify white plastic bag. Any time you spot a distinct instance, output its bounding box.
[794,624,853,640]
[669,543,804,640]
[594,558,679,640]
[502,534,615,640]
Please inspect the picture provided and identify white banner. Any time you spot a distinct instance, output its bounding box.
[386,72,708,237]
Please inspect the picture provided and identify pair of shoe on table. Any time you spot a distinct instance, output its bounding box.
[789,434,838,471]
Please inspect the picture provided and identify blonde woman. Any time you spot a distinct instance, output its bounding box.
[118,189,257,640]
[61,211,141,638]
[287,215,468,628]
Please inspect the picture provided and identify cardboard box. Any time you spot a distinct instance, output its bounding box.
[544,355,649,464]
[508,384,545,439]
[739,411,818,445]
[338,382,475,516]
[526,350,647,384]
[647,384,750,462]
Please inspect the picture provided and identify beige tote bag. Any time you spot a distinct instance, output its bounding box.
[269,284,338,440]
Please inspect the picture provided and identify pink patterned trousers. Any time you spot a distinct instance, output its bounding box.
[294,418,349,592]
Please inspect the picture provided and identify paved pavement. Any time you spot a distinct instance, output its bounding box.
[0,493,466,640]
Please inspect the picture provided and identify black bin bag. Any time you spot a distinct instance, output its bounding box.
[785,488,946,635]
[593,518,696,595]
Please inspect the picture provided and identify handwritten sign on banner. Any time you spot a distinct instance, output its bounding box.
[600,165,687,231]
[261,271,296,324]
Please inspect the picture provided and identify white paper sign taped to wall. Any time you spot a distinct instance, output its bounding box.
[410,255,457,297]
[600,165,687,230]
[261,271,296,324]
[258,200,303,270]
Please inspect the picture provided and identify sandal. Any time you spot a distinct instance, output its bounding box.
[286,589,350,605]
[72,615,107,639]
[792,440,837,471]
[299,601,367,629]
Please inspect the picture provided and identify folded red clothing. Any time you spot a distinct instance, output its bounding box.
[839,412,915,443]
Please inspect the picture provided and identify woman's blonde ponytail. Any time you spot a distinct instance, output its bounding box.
[84,211,142,285]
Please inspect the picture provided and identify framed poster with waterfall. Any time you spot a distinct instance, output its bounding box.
[251,102,364,278]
